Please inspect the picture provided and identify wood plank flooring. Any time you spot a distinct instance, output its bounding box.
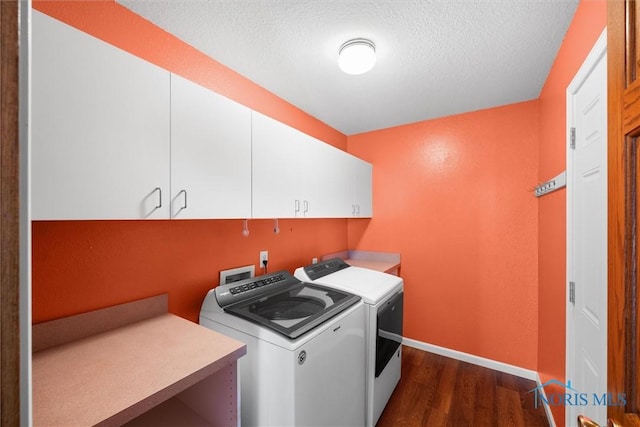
[377,346,549,427]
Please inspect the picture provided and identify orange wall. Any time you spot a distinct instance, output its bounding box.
[31,1,349,323]
[536,1,606,425]
[32,219,347,323]
[348,101,540,370]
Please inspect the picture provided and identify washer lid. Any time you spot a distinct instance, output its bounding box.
[300,265,403,305]
[223,280,361,339]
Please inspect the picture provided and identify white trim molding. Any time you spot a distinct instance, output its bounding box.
[536,373,558,427]
[402,338,537,380]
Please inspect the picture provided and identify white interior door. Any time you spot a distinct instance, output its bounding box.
[566,29,607,426]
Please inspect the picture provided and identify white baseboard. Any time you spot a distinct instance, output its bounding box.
[535,373,557,427]
[401,338,555,427]
[402,338,538,380]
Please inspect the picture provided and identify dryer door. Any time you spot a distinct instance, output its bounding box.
[376,291,403,377]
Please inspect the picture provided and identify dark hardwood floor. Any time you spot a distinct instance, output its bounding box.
[377,346,549,427]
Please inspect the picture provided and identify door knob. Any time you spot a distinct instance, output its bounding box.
[577,415,599,427]
[576,415,621,427]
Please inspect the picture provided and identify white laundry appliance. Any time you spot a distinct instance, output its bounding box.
[295,258,404,426]
[200,269,365,427]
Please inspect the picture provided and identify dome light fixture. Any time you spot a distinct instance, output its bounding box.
[338,38,376,75]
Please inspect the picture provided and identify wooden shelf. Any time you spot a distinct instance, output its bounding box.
[123,396,213,427]
[32,295,246,427]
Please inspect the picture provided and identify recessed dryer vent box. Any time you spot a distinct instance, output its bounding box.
[219,265,255,285]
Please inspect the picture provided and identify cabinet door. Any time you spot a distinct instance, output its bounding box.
[311,144,352,218]
[252,112,310,218]
[252,111,371,219]
[32,11,170,220]
[352,157,373,217]
[170,75,251,219]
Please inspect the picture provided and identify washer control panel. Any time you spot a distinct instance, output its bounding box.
[303,258,350,281]
[214,270,296,308]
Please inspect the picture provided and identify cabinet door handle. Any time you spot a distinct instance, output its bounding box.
[352,204,356,215]
[303,200,309,214]
[154,187,162,209]
[179,189,188,211]
[295,199,300,214]
[356,204,360,215]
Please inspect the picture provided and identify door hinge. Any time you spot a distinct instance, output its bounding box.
[570,127,576,149]
[569,281,576,305]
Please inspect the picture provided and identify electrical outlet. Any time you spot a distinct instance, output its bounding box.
[260,250,269,266]
[312,257,318,264]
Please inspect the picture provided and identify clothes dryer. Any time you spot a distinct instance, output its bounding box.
[295,258,404,426]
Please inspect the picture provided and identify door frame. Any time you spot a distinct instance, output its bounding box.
[1,0,21,425]
[566,28,608,427]
[1,1,32,424]
[608,0,640,422]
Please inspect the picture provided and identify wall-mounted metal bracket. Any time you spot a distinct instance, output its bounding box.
[534,171,566,197]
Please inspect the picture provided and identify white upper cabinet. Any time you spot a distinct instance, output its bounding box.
[170,74,251,219]
[32,11,170,220]
[32,12,372,221]
[351,156,373,217]
[252,112,370,219]
[252,111,310,218]
[311,143,353,218]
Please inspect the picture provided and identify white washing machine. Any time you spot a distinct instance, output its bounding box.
[200,270,365,427]
[295,258,404,427]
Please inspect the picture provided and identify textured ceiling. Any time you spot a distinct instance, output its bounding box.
[117,0,579,136]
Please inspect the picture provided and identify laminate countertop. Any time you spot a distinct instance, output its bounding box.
[323,250,401,275]
[32,296,246,427]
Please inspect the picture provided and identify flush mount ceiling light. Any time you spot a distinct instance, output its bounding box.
[338,38,376,75]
